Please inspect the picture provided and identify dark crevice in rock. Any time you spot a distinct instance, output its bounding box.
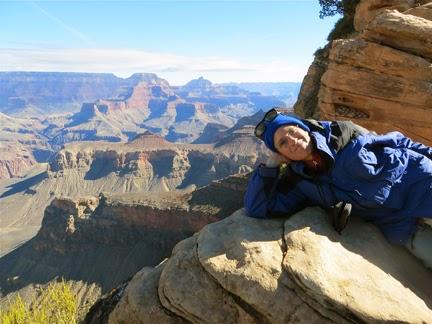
[363,36,432,63]
[279,219,288,255]
[159,284,196,323]
[229,293,269,324]
[290,270,363,324]
[319,84,425,108]
[281,224,353,324]
[83,281,128,324]
[159,287,194,324]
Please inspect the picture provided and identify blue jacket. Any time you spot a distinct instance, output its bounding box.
[244,121,432,244]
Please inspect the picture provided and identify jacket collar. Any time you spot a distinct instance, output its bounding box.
[289,128,335,177]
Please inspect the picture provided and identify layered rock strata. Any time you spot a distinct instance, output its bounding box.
[49,133,264,192]
[109,208,432,323]
[0,142,36,179]
[296,0,432,145]
[0,173,249,301]
[0,112,51,178]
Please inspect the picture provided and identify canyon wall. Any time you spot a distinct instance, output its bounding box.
[295,0,432,145]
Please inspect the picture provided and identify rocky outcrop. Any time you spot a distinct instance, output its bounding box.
[109,208,432,323]
[405,1,432,20]
[0,154,36,179]
[49,132,266,191]
[14,73,292,146]
[0,129,265,258]
[0,174,250,324]
[353,0,419,31]
[0,72,164,116]
[293,46,330,119]
[0,173,249,295]
[295,0,432,145]
[0,141,37,179]
[0,111,51,177]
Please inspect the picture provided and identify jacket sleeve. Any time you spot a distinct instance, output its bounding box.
[344,132,418,207]
[243,164,309,219]
[392,132,432,158]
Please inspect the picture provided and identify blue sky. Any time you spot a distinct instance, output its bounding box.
[0,0,340,85]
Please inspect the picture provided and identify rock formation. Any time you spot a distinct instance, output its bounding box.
[0,112,51,178]
[0,141,36,179]
[0,72,163,117]
[0,118,268,257]
[41,76,289,145]
[109,208,432,323]
[295,0,432,146]
[0,174,249,322]
[49,131,264,191]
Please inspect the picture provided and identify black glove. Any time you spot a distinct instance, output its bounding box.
[332,202,352,234]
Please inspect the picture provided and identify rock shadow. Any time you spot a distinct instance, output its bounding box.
[0,171,48,198]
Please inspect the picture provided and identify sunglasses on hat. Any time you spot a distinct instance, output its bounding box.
[254,108,279,140]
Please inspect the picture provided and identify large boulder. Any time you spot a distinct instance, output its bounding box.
[295,0,432,146]
[353,0,419,31]
[318,7,432,145]
[109,208,432,323]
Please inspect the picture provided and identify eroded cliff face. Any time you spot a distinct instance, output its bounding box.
[0,127,267,258]
[108,208,432,324]
[49,132,264,192]
[0,143,36,179]
[0,112,51,178]
[0,174,249,321]
[295,0,432,145]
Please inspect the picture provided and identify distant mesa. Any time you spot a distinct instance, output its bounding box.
[128,131,172,147]
[181,76,213,93]
[0,72,172,117]
[0,72,297,178]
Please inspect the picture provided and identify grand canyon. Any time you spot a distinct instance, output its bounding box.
[1,0,432,323]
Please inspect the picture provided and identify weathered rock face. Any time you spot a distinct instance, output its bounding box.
[49,132,265,192]
[405,1,432,20]
[0,175,250,324]
[109,208,432,323]
[0,142,36,178]
[0,129,266,258]
[295,0,432,145]
[353,0,419,31]
[20,74,290,146]
[0,72,164,117]
[293,47,330,119]
[0,112,51,177]
[0,173,249,297]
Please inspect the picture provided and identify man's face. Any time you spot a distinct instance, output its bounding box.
[273,124,313,161]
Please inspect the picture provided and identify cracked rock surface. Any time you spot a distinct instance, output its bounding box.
[296,0,432,146]
[109,208,432,323]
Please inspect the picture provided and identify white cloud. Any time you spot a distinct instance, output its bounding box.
[0,47,309,85]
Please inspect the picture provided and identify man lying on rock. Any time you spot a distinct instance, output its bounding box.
[244,108,432,268]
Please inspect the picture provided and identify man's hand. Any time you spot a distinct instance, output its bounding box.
[265,152,291,168]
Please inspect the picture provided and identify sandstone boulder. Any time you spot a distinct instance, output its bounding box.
[404,1,432,20]
[293,47,329,119]
[110,208,432,323]
[284,208,432,323]
[353,0,418,31]
[316,7,432,145]
[363,10,432,60]
[108,264,185,324]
